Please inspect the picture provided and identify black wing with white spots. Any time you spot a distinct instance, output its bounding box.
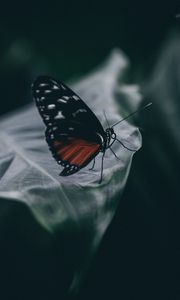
[32,76,105,176]
[32,76,104,135]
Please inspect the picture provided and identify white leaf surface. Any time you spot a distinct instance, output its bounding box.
[0,49,142,292]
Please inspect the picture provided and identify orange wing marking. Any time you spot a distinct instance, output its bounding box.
[53,138,100,167]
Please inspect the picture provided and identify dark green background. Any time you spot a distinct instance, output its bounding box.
[0,0,178,115]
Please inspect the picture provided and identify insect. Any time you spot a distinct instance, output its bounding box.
[32,76,151,183]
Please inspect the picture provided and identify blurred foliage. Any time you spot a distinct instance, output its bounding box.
[0,0,178,114]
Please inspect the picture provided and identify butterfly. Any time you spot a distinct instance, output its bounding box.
[32,76,149,183]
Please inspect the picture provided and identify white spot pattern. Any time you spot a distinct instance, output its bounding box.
[62,96,69,100]
[57,98,67,103]
[54,111,64,119]
[72,95,79,100]
[48,104,56,109]
[40,83,49,87]
[44,90,51,94]
[53,85,59,90]
[72,109,87,117]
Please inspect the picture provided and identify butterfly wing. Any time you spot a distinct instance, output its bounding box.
[32,75,105,135]
[32,76,105,175]
[48,135,101,176]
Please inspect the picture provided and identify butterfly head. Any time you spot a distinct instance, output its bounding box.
[105,127,116,147]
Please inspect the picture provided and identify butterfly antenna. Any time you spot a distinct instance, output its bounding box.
[103,110,110,128]
[111,102,152,128]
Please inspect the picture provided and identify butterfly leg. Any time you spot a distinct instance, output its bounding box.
[89,158,96,170]
[99,152,105,184]
[109,147,121,160]
[115,138,137,152]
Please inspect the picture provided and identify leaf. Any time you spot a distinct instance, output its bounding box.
[0,49,142,296]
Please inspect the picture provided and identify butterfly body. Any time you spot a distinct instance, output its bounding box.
[32,75,140,182]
